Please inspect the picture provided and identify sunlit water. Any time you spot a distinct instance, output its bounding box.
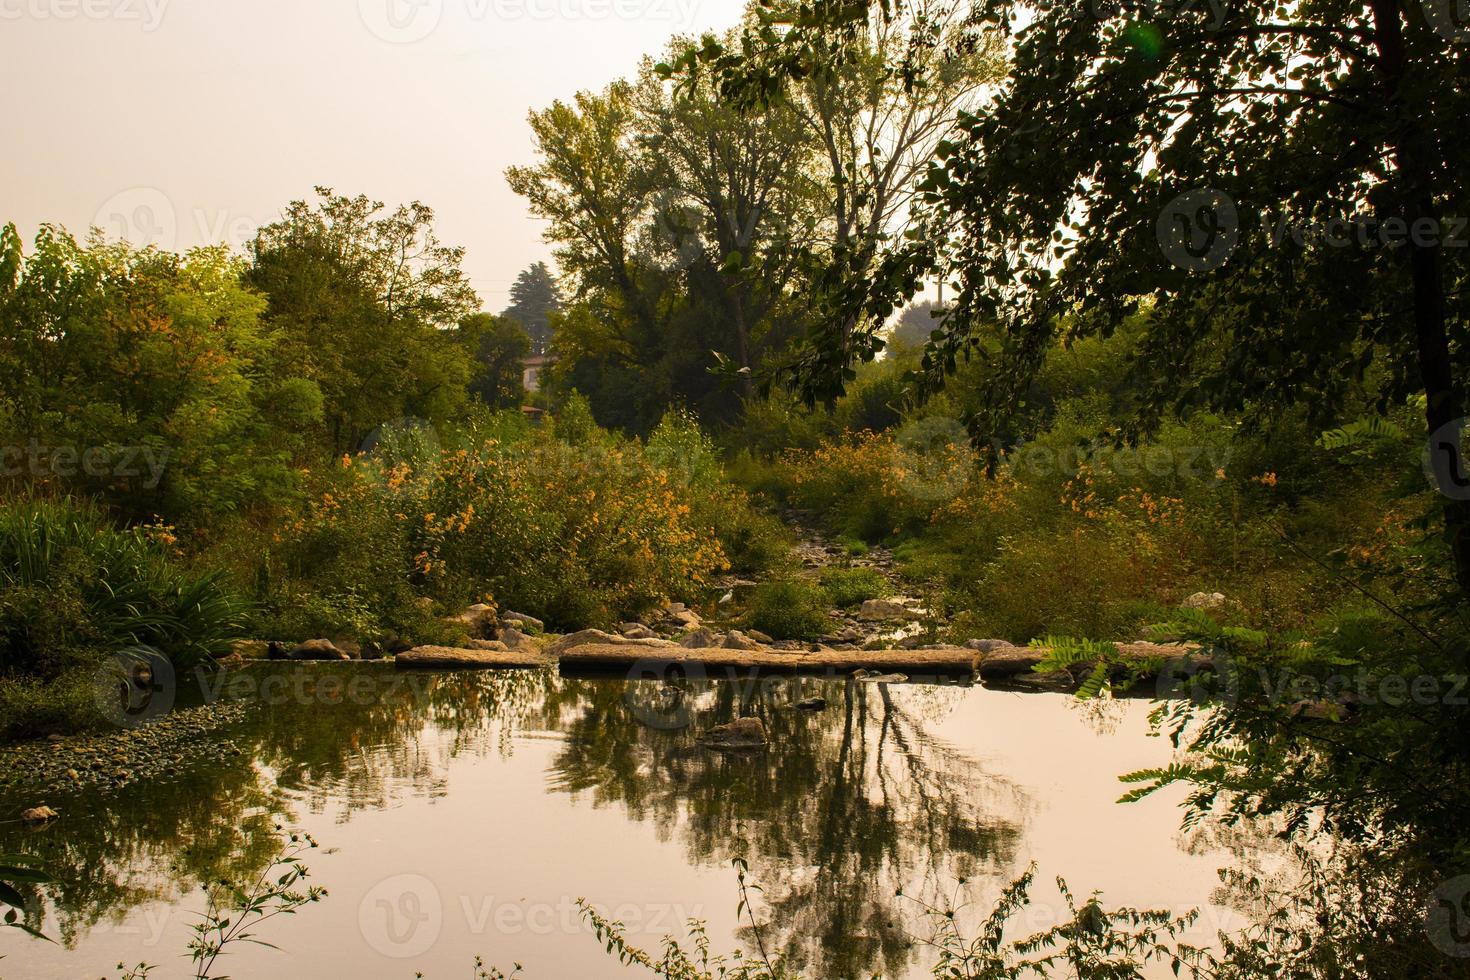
[0,665,1246,978]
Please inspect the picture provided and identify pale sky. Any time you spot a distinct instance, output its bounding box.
[0,0,744,310]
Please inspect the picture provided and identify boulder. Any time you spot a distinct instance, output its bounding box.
[466,639,511,652]
[1182,592,1227,611]
[452,603,499,638]
[21,806,59,825]
[274,639,351,661]
[702,717,768,751]
[858,599,922,623]
[499,627,542,653]
[721,630,761,651]
[747,630,775,644]
[501,610,545,632]
[622,625,658,640]
[678,629,719,649]
[545,630,675,657]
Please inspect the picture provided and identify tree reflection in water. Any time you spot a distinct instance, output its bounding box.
[0,665,1024,979]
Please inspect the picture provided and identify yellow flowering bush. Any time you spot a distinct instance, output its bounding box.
[270,413,760,637]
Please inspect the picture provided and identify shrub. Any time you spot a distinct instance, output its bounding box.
[267,412,779,635]
[0,497,249,676]
[819,567,885,608]
[743,578,832,641]
[0,496,250,740]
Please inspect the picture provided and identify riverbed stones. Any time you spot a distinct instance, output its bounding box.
[702,717,767,750]
[966,639,1017,654]
[20,806,59,825]
[622,625,658,640]
[857,599,922,623]
[679,629,719,649]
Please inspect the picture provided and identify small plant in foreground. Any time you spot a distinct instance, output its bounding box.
[185,829,325,980]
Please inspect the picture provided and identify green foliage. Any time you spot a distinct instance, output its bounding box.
[819,567,885,608]
[461,313,530,409]
[0,498,248,675]
[743,578,831,641]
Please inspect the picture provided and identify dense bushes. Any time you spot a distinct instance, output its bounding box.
[742,578,832,641]
[258,408,785,638]
[0,497,249,739]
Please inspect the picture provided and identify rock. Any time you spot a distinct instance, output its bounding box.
[965,639,1017,654]
[545,630,675,657]
[747,630,774,644]
[856,672,909,684]
[622,625,657,640]
[501,610,545,633]
[499,627,540,653]
[794,697,828,711]
[229,639,274,660]
[281,639,350,661]
[679,629,719,649]
[858,599,922,623]
[452,603,499,638]
[465,639,511,652]
[721,630,761,651]
[821,628,863,645]
[396,646,545,670]
[21,806,59,825]
[1182,592,1227,611]
[702,717,768,750]
[46,734,65,743]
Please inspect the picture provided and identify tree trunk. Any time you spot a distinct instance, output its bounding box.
[1371,0,1470,605]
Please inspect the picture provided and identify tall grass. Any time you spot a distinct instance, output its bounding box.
[0,497,249,678]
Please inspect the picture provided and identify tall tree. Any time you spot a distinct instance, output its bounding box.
[701,0,1470,603]
[247,188,478,452]
[502,262,561,355]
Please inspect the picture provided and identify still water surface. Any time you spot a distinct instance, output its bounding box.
[0,666,1242,978]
